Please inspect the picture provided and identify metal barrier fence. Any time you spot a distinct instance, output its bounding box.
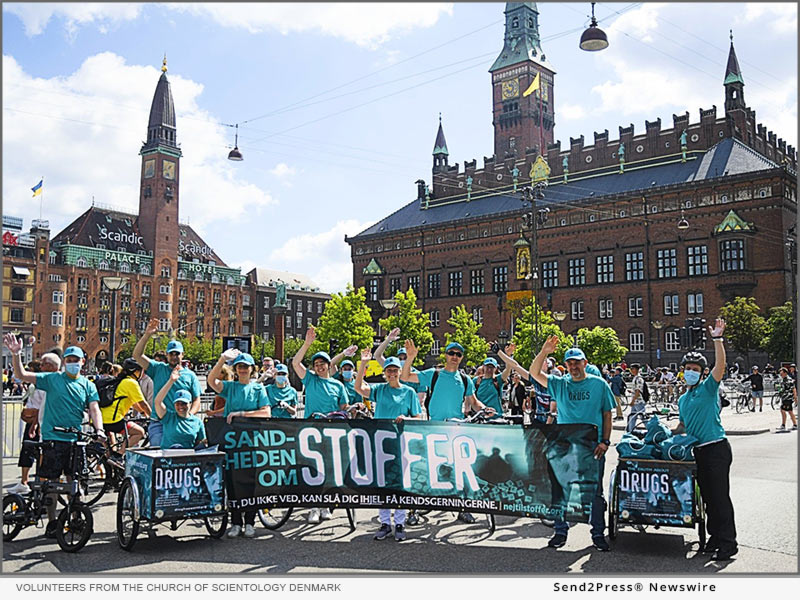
[3,396,25,459]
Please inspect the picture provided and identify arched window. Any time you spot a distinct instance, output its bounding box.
[120,262,130,273]
[76,256,88,268]
[140,264,151,275]
[98,259,109,270]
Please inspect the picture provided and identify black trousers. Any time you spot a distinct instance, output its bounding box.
[694,439,737,551]
[231,509,256,526]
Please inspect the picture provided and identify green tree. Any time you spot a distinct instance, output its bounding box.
[378,288,434,364]
[575,326,628,366]
[719,296,767,355]
[283,337,306,362]
[310,284,374,356]
[510,298,573,368]
[763,301,795,363]
[440,305,489,367]
[115,335,138,362]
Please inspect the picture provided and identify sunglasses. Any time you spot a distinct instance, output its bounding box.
[446,351,463,357]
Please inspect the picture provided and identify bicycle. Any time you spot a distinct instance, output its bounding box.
[3,431,98,552]
[734,382,756,414]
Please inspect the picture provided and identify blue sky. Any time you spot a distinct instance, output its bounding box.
[3,2,797,293]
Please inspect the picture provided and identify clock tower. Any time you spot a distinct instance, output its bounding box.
[489,3,556,159]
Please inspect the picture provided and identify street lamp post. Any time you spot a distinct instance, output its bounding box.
[520,181,549,351]
[102,276,129,363]
[651,320,665,367]
[378,298,398,344]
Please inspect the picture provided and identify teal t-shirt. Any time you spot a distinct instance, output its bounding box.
[220,380,268,417]
[266,384,298,418]
[401,366,428,394]
[302,372,348,417]
[473,374,504,415]
[416,368,475,421]
[161,412,206,449]
[679,375,726,445]
[146,361,202,421]
[337,376,359,405]
[546,373,616,441]
[369,383,422,420]
[35,372,99,442]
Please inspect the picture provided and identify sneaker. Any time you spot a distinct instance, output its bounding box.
[548,533,568,548]
[702,539,720,554]
[45,521,58,539]
[712,547,738,561]
[319,508,332,521]
[243,524,256,538]
[792,425,798,431]
[8,482,31,495]
[374,523,392,540]
[592,536,611,552]
[394,524,407,541]
[777,424,786,432]
[457,512,477,524]
[406,512,419,526]
[226,525,242,538]
[308,508,321,524]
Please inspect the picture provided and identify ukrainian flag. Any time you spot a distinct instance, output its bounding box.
[31,179,43,197]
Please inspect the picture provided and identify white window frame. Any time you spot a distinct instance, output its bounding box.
[629,332,644,352]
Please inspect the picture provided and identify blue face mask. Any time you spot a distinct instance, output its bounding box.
[342,370,354,380]
[684,370,701,386]
[275,375,288,385]
[65,363,81,376]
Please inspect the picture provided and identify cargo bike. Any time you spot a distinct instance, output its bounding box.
[115,447,228,551]
[607,457,706,552]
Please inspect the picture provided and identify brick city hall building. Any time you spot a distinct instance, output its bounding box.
[346,2,797,367]
[3,61,328,368]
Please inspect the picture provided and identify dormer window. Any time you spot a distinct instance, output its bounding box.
[512,16,519,28]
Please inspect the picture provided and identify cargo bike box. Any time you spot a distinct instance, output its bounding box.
[116,448,228,551]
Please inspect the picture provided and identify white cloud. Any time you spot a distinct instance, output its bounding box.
[2,52,274,237]
[604,2,667,44]
[559,103,587,121]
[3,2,142,37]
[269,163,296,178]
[166,3,454,49]
[267,219,374,293]
[738,3,797,35]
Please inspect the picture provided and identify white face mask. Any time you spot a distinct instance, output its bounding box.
[65,363,81,376]
[275,375,288,385]
[342,370,354,380]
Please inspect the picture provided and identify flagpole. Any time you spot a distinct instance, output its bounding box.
[539,89,544,157]
[39,176,43,220]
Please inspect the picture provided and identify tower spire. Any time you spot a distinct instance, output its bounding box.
[432,115,449,173]
[142,58,179,153]
[724,31,745,112]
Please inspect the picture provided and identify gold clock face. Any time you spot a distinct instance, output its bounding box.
[144,159,155,178]
[502,78,520,100]
[163,160,175,180]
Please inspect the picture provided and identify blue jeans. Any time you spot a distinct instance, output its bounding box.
[148,420,163,447]
[554,456,606,538]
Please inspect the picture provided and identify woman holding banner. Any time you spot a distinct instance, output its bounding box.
[208,349,272,539]
[354,348,422,541]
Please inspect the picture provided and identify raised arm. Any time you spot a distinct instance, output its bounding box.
[529,335,558,388]
[207,348,240,393]
[709,318,727,383]
[329,344,357,375]
[292,326,316,380]
[133,317,159,370]
[3,334,37,384]
[373,328,400,367]
[399,339,420,383]
[499,343,516,382]
[354,348,372,398]
[498,344,530,381]
[154,366,180,419]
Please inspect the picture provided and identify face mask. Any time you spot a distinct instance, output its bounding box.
[342,370,354,380]
[684,370,701,386]
[276,375,288,385]
[399,360,406,367]
[65,363,81,376]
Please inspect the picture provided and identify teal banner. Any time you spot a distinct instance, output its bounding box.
[206,418,600,522]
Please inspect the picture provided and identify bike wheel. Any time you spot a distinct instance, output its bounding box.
[204,512,228,538]
[345,508,356,531]
[80,450,109,507]
[116,479,139,551]
[748,397,756,412]
[3,494,26,542]
[486,513,496,534]
[771,395,781,410]
[735,396,746,414]
[55,502,93,553]
[607,469,619,540]
[257,507,293,530]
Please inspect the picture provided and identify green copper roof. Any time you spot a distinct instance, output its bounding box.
[724,72,745,85]
[724,39,744,86]
[713,209,755,234]
[433,119,448,155]
[362,258,385,275]
[490,2,554,73]
[513,233,530,248]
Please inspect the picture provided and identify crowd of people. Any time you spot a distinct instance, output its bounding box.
[4,316,796,561]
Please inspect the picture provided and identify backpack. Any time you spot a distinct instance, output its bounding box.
[424,369,470,414]
[639,378,650,403]
[94,375,125,409]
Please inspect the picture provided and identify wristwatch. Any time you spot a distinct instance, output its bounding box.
[601,439,611,446]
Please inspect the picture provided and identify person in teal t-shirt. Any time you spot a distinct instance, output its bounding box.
[472,353,514,415]
[530,339,616,552]
[373,328,429,405]
[266,363,298,418]
[355,350,421,541]
[208,349,271,539]
[292,326,349,524]
[400,339,494,525]
[672,318,737,562]
[154,369,206,449]
[329,345,360,405]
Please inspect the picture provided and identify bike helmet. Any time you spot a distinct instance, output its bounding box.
[680,351,707,370]
[122,358,142,374]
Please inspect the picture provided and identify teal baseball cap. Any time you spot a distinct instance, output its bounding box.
[445,342,465,353]
[340,359,355,369]
[275,363,289,374]
[174,390,192,404]
[396,347,408,356]
[166,340,184,354]
[483,357,499,368]
[585,364,602,376]
[564,347,587,361]
[63,346,84,359]
[310,351,331,364]
[383,357,402,369]
[232,353,255,367]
